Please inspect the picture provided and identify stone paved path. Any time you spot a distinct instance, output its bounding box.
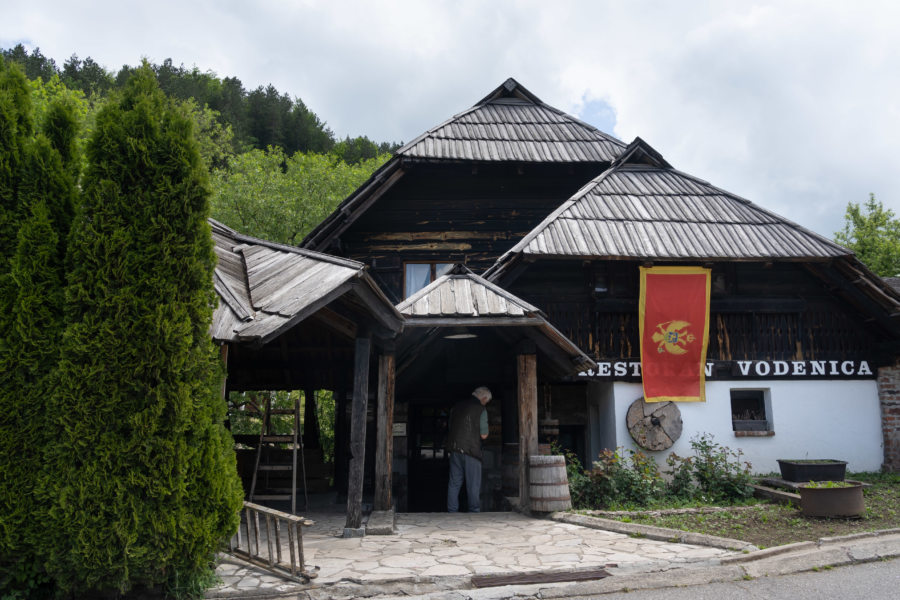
[208,511,733,598]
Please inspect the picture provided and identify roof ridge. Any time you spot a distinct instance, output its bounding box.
[395,264,543,316]
[487,149,850,267]
[500,166,621,257]
[536,102,626,148]
[210,218,367,270]
[611,137,671,168]
[656,167,850,255]
[474,77,544,106]
[395,105,484,156]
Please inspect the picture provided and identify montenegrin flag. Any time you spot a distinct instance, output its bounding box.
[639,266,711,402]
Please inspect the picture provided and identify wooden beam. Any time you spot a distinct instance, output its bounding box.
[345,336,371,531]
[349,279,404,333]
[365,242,473,252]
[374,352,396,511]
[303,388,320,449]
[517,353,538,509]
[361,231,515,242]
[220,343,230,401]
[311,307,358,340]
[403,317,542,328]
[334,390,349,498]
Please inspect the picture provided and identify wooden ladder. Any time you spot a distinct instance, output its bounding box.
[248,393,308,514]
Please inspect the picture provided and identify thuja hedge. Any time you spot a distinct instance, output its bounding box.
[0,58,79,598]
[38,64,242,596]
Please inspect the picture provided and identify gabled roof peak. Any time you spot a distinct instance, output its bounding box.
[611,137,672,169]
[476,77,544,106]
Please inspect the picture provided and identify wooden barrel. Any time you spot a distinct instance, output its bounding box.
[529,454,571,512]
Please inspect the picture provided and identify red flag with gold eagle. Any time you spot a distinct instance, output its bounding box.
[639,267,711,402]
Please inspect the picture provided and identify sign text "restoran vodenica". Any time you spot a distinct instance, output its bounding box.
[579,360,874,379]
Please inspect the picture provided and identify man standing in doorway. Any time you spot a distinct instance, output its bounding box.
[446,386,491,512]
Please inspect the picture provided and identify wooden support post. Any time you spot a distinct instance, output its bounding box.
[334,390,349,499]
[374,351,395,511]
[219,344,229,401]
[517,352,538,509]
[345,336,371,531]
[303,387,320,449]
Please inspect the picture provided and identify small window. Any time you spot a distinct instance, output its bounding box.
[730,389,771,432]
[404,262,454,298]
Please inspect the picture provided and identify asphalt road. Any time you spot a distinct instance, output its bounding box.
[591,558,900,600]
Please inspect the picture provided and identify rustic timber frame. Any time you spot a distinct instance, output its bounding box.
[210,220,404,527]
[211,77,900,524]
[395,266,594,509]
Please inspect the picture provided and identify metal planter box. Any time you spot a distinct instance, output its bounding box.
[798,480,865,518]
[777,459,847,482]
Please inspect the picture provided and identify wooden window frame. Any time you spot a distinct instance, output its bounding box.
[402,261,455,299]
[730,388,773,435]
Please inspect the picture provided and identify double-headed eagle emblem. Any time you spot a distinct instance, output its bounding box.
[651,320,695,355]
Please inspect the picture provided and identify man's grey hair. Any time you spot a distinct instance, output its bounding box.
[473,386,492,401]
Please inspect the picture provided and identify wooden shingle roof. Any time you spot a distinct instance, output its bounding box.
[397,265,595,375]
[211,220,401,346]
[490,138,850,267]
[303,78,626,251]
[396,78,625,163]
[397,270,540,319]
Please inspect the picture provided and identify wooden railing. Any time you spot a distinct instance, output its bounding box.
[227,501,317,582]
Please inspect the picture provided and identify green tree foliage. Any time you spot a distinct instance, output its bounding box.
[0,67,79,598]
[0,56,33,261]
[834,194,900,277]
[0,44,57,82]
[60,53,115,96]
[180,97,236,170]
[46,64,241,596]
[210,146,389,245]
[2,46,402,161]
[246,85,334,154]
[332,135,400,164]
[28,75,89,178]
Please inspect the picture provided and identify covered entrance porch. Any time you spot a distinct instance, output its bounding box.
[393,265,595,512]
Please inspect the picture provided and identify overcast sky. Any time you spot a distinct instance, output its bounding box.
[4,1,899,239]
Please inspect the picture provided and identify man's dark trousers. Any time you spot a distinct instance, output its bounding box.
[447,451,481,512]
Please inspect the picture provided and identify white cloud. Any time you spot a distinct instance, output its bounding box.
[3,0,899,238]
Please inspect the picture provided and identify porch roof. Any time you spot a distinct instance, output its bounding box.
[396,265,595,376]
[210,219,402,347]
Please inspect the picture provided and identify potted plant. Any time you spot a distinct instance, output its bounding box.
[777,459,847,482]
[797,480,865,518]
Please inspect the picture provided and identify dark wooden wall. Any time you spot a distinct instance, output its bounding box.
[339,161,607,302]
[507,259,889,364]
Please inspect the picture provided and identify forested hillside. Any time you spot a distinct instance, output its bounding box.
[2,44,399,161]
[2,44,395,245]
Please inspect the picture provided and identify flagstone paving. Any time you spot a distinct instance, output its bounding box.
[207,511,734,598]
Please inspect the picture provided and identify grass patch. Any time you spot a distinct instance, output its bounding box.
[602,472,900,547]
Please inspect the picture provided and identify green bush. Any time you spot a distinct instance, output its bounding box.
[0,58,78,600]
[686,433,755,502]
[45,64,242,597]
[590,448,665,508]
[563,434,755,510]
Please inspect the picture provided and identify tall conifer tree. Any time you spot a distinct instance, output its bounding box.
[47,64,241,595]
[0,67,78,597]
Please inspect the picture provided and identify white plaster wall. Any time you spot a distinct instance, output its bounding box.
[609,380,884,474]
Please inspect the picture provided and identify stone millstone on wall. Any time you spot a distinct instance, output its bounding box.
[626,397,683,452]
[877,359,900,472]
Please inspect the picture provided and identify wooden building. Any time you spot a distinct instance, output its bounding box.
[210,220,403,528]
[218,78,900,516]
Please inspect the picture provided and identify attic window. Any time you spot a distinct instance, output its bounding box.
[404,262,454,298]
